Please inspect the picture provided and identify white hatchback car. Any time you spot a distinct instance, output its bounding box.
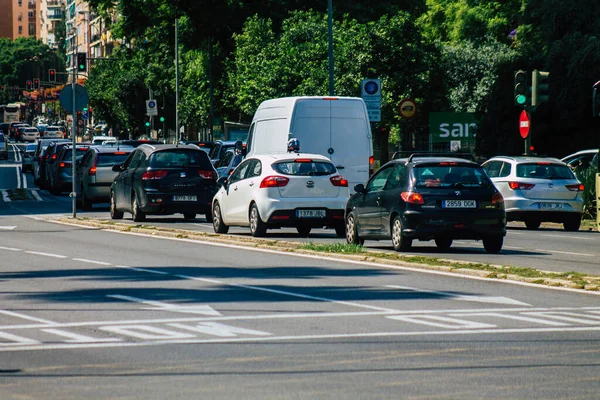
[22,127,40,142]
[482,156,584,231]
[212,153,350,237]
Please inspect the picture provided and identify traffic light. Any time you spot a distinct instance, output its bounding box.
[33,79,40,89]
[49,69,56,82]
[532,69,549,106]
[145,121,151,127]
[159,116,165,123]
[513,70,528,107]
[26,80,32,90]
[76,52,87,72]
[593,81,600,117]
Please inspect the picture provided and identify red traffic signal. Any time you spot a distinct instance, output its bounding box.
[49,69,56,82]
[529,145,535,152]
[33,79,40,89]
[26,80,32,90]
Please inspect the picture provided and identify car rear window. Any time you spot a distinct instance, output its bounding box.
[272,159,337,176]
[62,148,89,161]
[97,152,132,167]
[150,149,213,169]
[516,163,575,179]
[414,164,491,188]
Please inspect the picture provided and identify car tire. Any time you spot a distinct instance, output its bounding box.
[524,218,541,230]
[391,215,412,252]
[183,213,196,220]
[212,202,229,234]
[109,191,123,220]
[434,238,453,250]
[345,211,364,246]
[131,193,146,222]
[483,236,503,254]
[249,204,267,237]
[334,223,346,238]
[563,215,581,232]
[296,226,311,237]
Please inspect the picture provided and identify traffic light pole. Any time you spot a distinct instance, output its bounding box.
[71,30,78,218]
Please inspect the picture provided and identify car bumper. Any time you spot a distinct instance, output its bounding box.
[259,197,347,227]
[401,209,506,240]
[139,189,215,215]
[504,197,583,220]
[86,183,111,201]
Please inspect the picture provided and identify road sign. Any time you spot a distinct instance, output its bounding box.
[59,84,89,113]
[361,79,381,122]
[82,109,89,120]
[398,98,417,119]
[519,110,530,139]
[146,99,158,116]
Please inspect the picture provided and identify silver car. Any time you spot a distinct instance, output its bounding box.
[482,156,584,231]
[21,143,37,171]
[75,145,134,209]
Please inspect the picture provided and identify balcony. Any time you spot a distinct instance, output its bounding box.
[47,0,62,6]
[48,11,64,20]
[28,2,35,9]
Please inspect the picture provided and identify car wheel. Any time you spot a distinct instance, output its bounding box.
[109,191,123,220]
[483,236,503,254]
[524,218,541,230]
[563,215,581,232]
[434,238,453,250]
[249,204,267,237]
[334,223,346,238]
[212,202,229,234]
[183,213,196,220]
[391,215,412,252]
[131,193,146,222]
[296,226,311,237]
[345,211,364,246]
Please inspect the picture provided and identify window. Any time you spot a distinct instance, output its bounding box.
[18,0,22,6]
[229,160,251,184]
[18,13,23,21]
[385,164,407,190]
[366,166,394,192]
[216,151,233,168]
[18,26,23,34]
[483,161,501,178]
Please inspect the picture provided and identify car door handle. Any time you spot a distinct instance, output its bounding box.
[233,186,238,191]
[376,197,381,206]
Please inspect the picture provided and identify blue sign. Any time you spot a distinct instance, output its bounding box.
[82,110,89,120]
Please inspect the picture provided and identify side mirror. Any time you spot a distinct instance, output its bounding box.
[234,140,246,156]
[112,164,122,172]
[354,184,366,193]
[217,177,228,187]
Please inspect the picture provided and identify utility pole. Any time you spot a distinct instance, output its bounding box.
[71,28,78,218]
[175,18,180,144]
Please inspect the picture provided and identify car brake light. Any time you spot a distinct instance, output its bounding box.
[566,183,584,192]
[369,156,375,175]
[508,181,535,190]
[536,162,551,165]
[260,175,289,188]
[401,191,424,204]
[113,152,127,155]
[330,175,348,187]
[142,170,168,180]
[439,162,457,166]
[59,162,65,168]
[491,192,504,204]
[88,166,97,176]
[52,154,57,160]
[295,158,312,163]
[198,170,217,179]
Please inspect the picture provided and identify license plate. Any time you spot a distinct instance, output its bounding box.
[296,209,326,218]
[442,200,476,208]
[173,195,197,201]
[538,203,563,209]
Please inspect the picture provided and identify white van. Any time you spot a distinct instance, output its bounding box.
[246,96,374,191]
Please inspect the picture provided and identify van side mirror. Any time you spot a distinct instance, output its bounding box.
[354,184,366,193]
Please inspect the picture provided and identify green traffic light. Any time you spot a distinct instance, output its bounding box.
[516,94,527,105]
[159,117,165,122]
[145,122,150,127]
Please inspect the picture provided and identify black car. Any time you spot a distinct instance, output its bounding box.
[33,139,71,187]
[39,141,74,189]
[110,144,218,222]
[47,144,91,195]
[345,155,506,253]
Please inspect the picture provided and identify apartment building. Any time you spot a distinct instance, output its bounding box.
[0,0,37,39]
[38,0,65,48]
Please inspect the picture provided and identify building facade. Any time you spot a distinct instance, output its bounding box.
[38,0,65,48]
[0,0,38,40]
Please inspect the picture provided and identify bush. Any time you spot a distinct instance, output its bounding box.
[574,166,598,220]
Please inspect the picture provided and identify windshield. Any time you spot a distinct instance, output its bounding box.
[516,163,575,179]
[413,165,492,188]
[150,150,213,169]
[97,152,132,167]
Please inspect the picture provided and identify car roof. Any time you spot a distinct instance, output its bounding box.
[138,143,203,152]
[486,155,564,164]
[92,145,135,154]
[251,153,334,162]
[561,149,599,159]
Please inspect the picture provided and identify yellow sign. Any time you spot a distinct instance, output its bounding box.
[398,98,417,119]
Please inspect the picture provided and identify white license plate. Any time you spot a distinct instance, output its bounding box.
[442,200,476,208]
[538,203,563,209]
[296,209,326,218]
[173,195,197,201]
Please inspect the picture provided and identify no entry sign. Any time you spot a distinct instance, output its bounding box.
[519,110,530,139]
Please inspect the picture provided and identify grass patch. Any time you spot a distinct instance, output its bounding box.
[300,242,367,253]
[7,189,31,201]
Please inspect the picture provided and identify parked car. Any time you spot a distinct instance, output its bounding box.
[0,132,7,160]
[75,145,135,209]
[22,127,40,142]
[110,144,218,221]
[214,147,244,179]
[482,156,584,231]
[21,142,37,171]
[560,149,599,171]
[346,155,506,253]
[212,153,349,237]
[47,144,91,194]
[33,139,71,187]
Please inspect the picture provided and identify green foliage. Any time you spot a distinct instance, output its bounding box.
[573,166,598,220]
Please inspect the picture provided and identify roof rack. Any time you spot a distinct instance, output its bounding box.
[396,151,476,163]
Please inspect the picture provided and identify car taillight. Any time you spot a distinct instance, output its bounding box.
[491,192,504,204]
[260,175,289,188]
[198,170,217,179]
[330,175,348,187]
[88,159,97,176]
[52,154,57,160]
[295,158,312,163]
[401,191,424,204]
[508,182,535,190]
[59,162,65,168]
[369,156,375,175]
[566,183,584,192]
[142,170,168,180]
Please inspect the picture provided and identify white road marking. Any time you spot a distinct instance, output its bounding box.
[100,325,196,340]
[0,310,58,325]
[385,285,531,306]
[30,189,42,201]
[534,249,595,257]
[40,329,122,343]
[72,258,112,265]
[24,251,68,258]
[0,331,40,345]
[108,295,222,316]
[1,190,10,202]
[542,234,595,240]
[167,322,271,337]
[523,312,600,325]
[449,312,570,326]
[387,315,496,329]
[0,226,17,230]
[20,167,27,189]
[15,165,21,188]
[114,265,169,275]
[0,245,21,251]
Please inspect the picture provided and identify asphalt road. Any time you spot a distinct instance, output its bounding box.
[0,214,599,399]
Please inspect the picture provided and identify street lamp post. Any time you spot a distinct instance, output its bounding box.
[327,0,334,96]
[175,17,180,144]
[70,27,78,218]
